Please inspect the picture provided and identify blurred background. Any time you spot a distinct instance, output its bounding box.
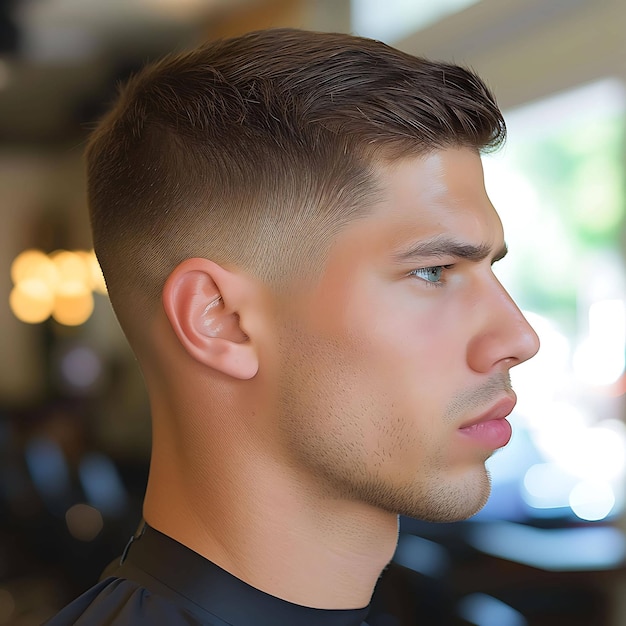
[0,0,625,624]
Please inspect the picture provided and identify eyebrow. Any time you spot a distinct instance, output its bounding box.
[393,235,508,264]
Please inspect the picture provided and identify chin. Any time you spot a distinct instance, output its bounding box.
[401,472,492,523]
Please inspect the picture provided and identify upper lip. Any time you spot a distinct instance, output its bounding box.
[458,394,517,430]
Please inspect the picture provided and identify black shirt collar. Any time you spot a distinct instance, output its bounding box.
[118,523,370,626]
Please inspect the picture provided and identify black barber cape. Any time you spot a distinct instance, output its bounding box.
[45,524,371,625]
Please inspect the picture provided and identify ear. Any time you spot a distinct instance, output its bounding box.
[162,258,259,380]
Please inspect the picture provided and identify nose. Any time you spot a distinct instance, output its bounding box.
[466,278,540,374]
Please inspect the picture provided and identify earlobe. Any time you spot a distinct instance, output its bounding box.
[162,258,259,380]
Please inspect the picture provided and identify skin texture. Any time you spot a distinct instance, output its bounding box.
[141,147,539,610]
[274,148,537,522]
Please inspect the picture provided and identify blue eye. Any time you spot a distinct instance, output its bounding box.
[409,266,447,285]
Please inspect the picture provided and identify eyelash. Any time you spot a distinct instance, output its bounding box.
[407,265,453,288]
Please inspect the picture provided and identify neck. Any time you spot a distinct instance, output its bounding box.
[143,411,398,610]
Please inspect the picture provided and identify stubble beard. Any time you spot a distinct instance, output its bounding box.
[276,328,511,524]
[277,385,496,524]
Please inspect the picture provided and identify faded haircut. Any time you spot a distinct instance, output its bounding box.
[86,28,505,329]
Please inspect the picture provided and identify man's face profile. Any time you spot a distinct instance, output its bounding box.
[273,148,539,523]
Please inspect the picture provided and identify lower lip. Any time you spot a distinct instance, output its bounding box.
[458,418,512,449]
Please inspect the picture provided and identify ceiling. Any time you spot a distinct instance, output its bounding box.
[0,0,266,144]
[2,0,625,145]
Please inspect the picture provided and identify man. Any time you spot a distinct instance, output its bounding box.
[47,28,539,625]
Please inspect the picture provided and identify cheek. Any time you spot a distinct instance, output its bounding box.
[365,293,470,384]
[353,295,475,450]
[277,324,373,427]
[281,283,471,435]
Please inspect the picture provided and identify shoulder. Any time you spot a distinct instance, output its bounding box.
[44,577,220,626]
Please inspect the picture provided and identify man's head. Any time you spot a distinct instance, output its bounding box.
[87,29,538,526]
[87,28,505,331]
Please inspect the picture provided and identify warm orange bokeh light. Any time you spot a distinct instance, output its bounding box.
[50,250,90,287]
[10,248,106,325]
[11,249,59,288]
[52,287,94,326]
[9,280,55,323]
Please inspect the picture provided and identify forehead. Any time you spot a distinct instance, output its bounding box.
[310,149,504,281]
[368,148,503,245]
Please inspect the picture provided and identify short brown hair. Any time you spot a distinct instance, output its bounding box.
[87,28,505,328]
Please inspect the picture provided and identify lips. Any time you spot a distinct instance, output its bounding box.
[459,395,517,430]
[458,395,517,449]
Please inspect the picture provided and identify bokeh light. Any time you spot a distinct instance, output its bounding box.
[52,288,94,326]
[50,250,90,290]
[9,280,55,323]
[9,248,106,325]
[523,462,576,510]
[10,249,58,287]
[65,503,103,542]
[60,346,103,389]
[569,481,616,522]
[573,299,626,386]
[457,592,527,626]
